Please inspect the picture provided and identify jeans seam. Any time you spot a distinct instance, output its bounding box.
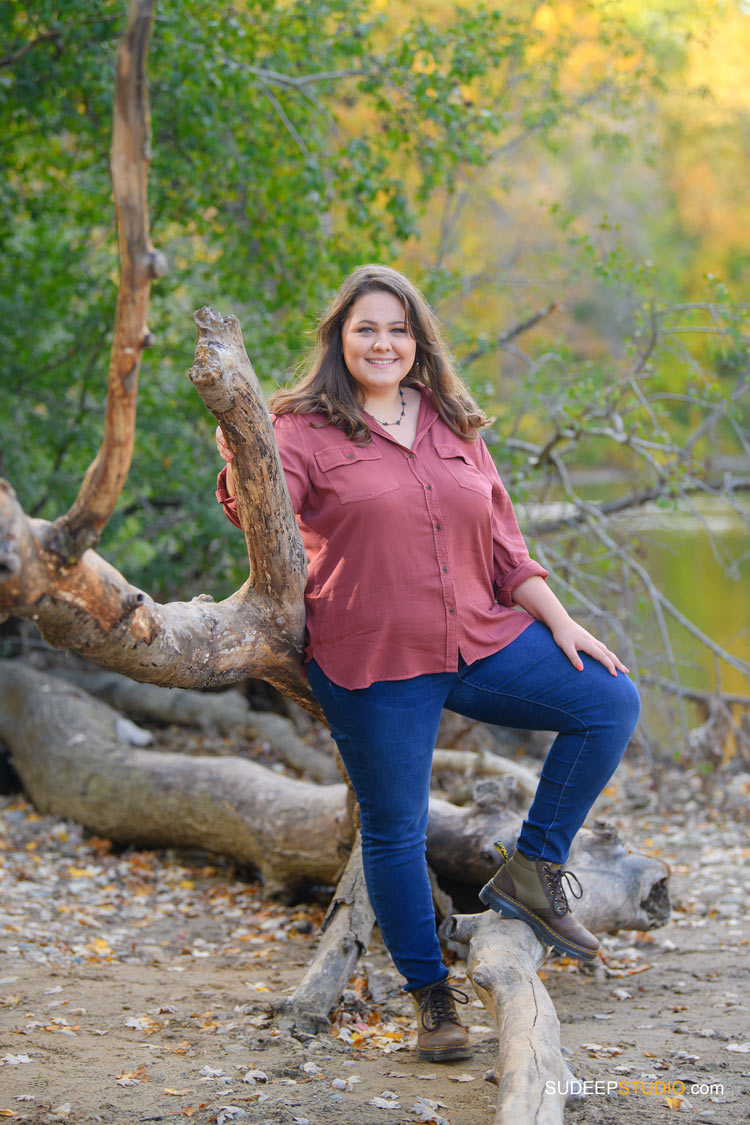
[536,727,590,859]
[449,680,586,730]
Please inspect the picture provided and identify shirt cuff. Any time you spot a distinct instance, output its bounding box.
[496,560,548,607]
[216,466,241,529]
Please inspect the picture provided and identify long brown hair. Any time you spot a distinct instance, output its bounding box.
[270,264,490,443]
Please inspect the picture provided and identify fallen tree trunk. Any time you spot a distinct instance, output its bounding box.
[50,664,339,784]
[449,912,571,1125]
[446,829,669,1125]
[0,657,669,916]
[0,659,350,895]
[275,838,375,1035]
[0,654,671,1116]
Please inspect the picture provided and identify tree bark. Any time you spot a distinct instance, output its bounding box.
[449,913,570,1125]
[52,0,164,562]
[275,838,375,1034]
[0,0,315,717]
[0,660,349,894]
[49,664,338,784]
[0,480,314,710]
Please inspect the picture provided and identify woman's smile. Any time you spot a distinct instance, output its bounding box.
[341,289,417,407]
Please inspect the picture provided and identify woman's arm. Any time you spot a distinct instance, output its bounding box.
[512,575,629,677]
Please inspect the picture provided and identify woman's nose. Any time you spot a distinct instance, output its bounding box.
[372,334,391,351]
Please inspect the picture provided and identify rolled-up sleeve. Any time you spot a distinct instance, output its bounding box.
[216,466,241,528]
[477,439,548,607]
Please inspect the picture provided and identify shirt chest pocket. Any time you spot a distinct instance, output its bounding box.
[314,444,400,504]
[435,444,493,499]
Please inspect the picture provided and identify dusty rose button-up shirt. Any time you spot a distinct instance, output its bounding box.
[216,388,548,689]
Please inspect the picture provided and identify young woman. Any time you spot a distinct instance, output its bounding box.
[216,264,640,1062]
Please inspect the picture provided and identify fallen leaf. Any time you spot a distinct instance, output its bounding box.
[664,1095,694,1111]
[242,1070,268,1084]
[331,1075,360,1090]
[448,1073,475,1082]
[164,1088,192,1096]
[300,1061,323,1076]
[370,1093,401,1109]
[244,981,271,993]
[410,1097,450,1124]
[216,1109,244,1124]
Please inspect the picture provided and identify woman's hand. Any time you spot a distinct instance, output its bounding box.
[551,619,629,676]
[215,426,236,498]
[216,425,233,463]
[511,575,629,676]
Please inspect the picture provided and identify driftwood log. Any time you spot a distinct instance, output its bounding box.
[0,659,670,986]
[0,4,672,1121]
[449,913,572,1125]
[48,664,339,784]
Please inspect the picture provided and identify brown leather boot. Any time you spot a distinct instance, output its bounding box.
[410,978,472,1062]
[479,843,600,962]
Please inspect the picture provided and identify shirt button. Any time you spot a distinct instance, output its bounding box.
[448,607,455,614]
[426,484,433,490]
[435,523,442,530]
[442,566,448,573]
[408,452,414,459]
[347,452,354,459]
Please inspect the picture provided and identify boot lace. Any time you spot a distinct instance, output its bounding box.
[417,980,469,1032]
[542,864,583,917]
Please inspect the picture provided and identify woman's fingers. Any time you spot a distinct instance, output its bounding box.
[578,635,629,677]
[215,424,233,462]
[555,624,630,676]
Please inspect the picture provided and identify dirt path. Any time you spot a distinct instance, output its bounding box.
[1,783,749,1125]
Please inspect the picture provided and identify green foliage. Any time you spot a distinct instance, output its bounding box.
[1,0,746,622]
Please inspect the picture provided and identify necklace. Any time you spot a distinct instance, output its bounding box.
[367,386,406,427]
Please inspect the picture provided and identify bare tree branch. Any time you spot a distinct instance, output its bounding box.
[52,0,165,562]
[461,303,561,367]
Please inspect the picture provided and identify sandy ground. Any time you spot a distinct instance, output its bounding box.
[1,775,749,1125]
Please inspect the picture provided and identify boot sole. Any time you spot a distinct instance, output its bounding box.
[479,881,598,963]
[416,1045,473,1062]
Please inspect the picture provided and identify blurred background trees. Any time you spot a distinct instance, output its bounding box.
[1,0,748,756]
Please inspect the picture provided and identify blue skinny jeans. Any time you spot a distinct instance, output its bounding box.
[306,620,641,992]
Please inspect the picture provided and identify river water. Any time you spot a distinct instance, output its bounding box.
[522,492,750,740]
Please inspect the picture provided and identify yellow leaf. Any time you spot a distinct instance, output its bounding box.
[164,1088,192,1096]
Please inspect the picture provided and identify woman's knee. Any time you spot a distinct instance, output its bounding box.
[597,671,641,742]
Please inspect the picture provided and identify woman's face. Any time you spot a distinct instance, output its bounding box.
[341,290,417,398]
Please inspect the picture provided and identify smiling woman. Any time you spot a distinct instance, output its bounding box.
[214,263,641,1064]
[341,290,419,439]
